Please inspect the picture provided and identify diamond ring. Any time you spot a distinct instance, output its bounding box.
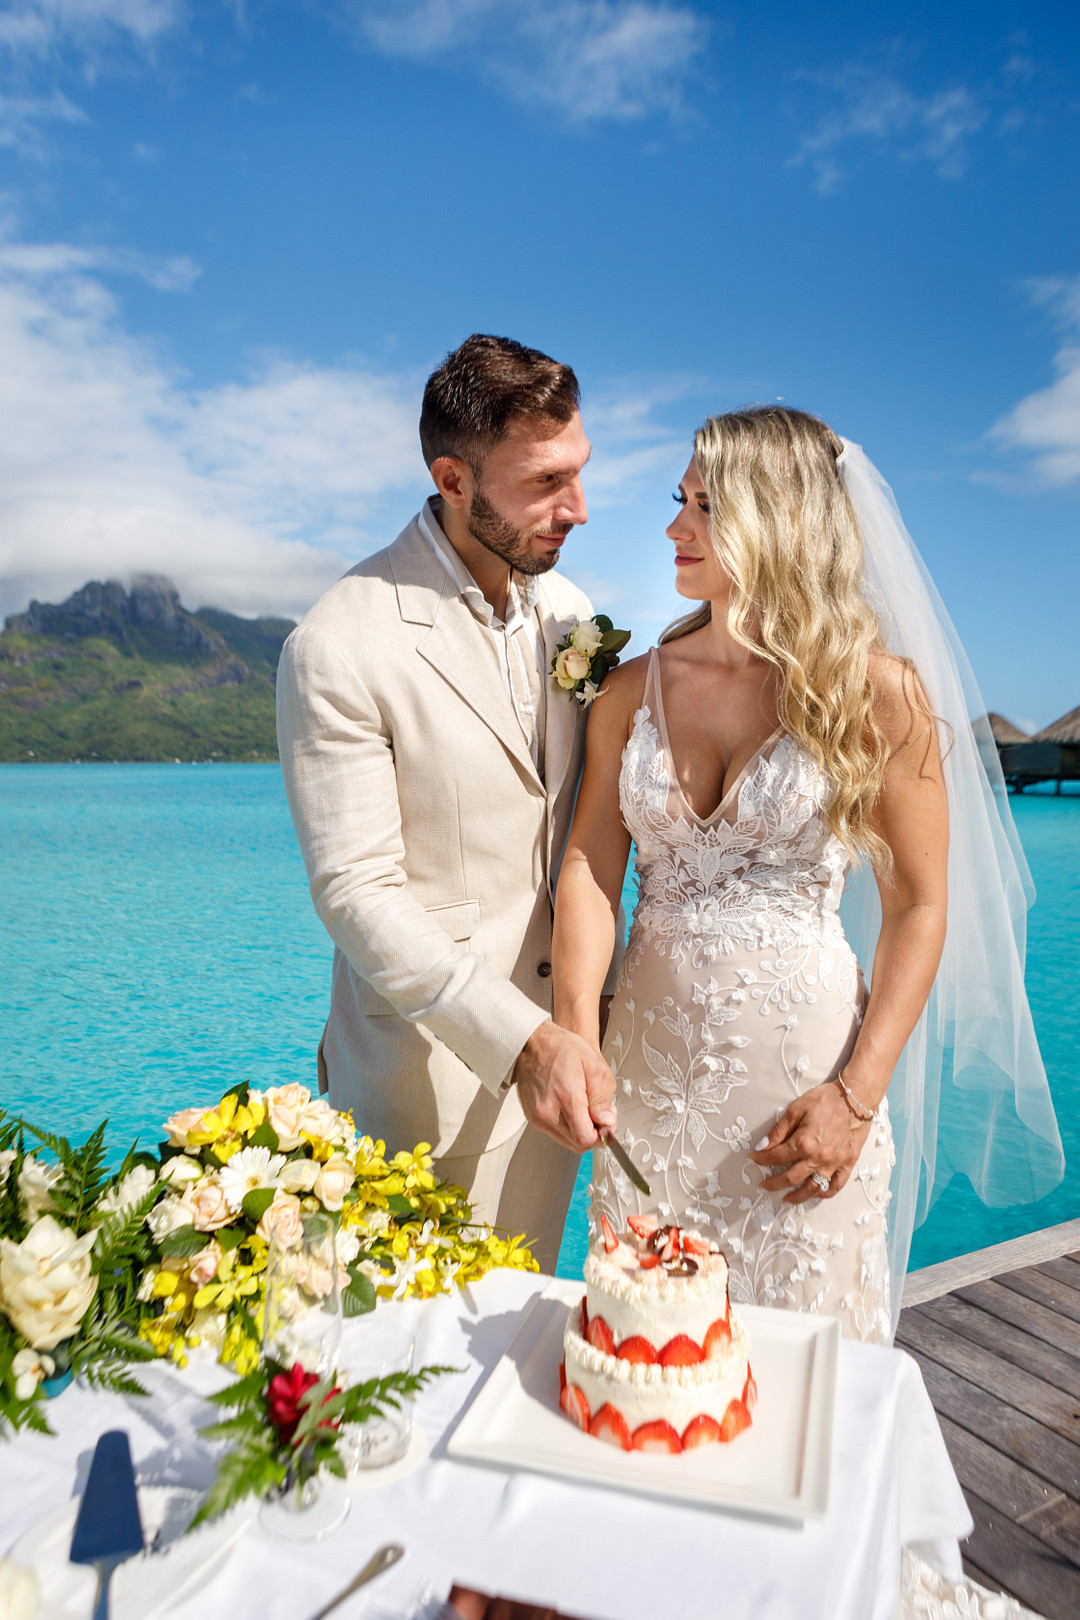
[810,1171,831,1193]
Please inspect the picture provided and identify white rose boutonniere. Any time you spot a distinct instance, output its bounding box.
[550,614,630,707]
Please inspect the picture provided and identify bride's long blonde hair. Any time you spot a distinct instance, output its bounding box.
[662,405,895,870]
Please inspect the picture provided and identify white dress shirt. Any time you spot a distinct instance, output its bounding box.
[418,497,549,780]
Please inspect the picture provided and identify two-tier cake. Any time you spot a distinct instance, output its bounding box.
[559,1214,756,1453]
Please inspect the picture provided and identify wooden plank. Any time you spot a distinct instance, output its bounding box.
[1036,1256,1080,1296]
[914,1293,1080,1399]
[910,1354,1080,1496]
[937,1415,1080,1562]
[954,1281,1080,1360]
[961,1488,1080,1620]
[960,1558,1006,1596]
[896,1311,1080,1441]
[999,1268,1080,1327]
[903,1219,1080,1306]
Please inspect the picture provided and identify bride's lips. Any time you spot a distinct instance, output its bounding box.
[674,552,701,567]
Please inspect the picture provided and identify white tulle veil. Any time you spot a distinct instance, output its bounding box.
[836,442,1064,1328]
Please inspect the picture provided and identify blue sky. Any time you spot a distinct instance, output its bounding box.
[0,0,1077,730]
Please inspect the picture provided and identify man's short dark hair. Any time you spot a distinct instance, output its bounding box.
[419,334,580,472]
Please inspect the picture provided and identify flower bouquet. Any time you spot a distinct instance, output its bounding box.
[0,1111,159,1434]
[137,1081,537,1376]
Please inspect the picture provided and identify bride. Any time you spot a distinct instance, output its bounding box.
[551,405,1063,1615]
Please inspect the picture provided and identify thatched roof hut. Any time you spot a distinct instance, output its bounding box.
[1034,706,1080,745]
[987,713,1030,745]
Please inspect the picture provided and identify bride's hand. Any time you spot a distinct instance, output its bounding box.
[748,1082,872,1204]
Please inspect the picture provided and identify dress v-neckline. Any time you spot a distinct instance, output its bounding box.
[648,647,783,826]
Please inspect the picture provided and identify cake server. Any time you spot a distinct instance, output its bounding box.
[599,1128,651,1196]
[69,1429,144,1620]
[306,1542,404,1620]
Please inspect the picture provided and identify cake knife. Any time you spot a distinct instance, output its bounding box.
[599,1128,651,1196]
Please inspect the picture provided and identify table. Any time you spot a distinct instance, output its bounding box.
[1,1271,973,1620]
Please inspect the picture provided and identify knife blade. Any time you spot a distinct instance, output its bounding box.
[599,1129,652,1197]
[70,1430,144,1620]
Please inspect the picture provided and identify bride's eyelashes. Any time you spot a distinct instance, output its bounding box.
[672,490,710,514]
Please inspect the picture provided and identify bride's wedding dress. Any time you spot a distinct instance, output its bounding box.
[590,646,1039,1620]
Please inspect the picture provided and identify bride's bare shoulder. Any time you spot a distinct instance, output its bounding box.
[588,653,651,736]
[867,650,936,754]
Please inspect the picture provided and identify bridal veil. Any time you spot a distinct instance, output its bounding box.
[836,441,1064,1328]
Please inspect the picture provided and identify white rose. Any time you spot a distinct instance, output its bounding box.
[278,1158,321,1194]
[159,1154,204,1188]
[336,1227,361,1266]
[17,1157,62,1221]
[314,1156,355,1212]
[187,1240,223,1288]
[96,1164,157,1219]
[256,1193,304,1249]
[162,1106,210,1149]
[0,1217,98,1352]
[186,1174,232,1232]
[263,1083,312,1150]
[298,1098,345,1145]
[569,618,603,657]
[146,1194,196,1243]
[189,1306,227,1349]
[12,1348,55,1401]
[0,1557,39,1620]
[554,646,591,689]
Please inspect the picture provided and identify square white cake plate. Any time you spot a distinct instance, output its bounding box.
[447,1279,839,1522]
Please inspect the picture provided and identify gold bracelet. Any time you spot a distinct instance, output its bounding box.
[834,1069,883,1125]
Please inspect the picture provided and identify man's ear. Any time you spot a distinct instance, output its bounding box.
[430,455,473,510]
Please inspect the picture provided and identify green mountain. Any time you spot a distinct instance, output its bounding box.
[0,577,296,762]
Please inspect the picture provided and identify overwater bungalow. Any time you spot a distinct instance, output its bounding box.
[997,705,1080,793]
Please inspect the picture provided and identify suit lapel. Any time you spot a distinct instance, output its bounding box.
[389,520,542,788]
[538,581,586,809]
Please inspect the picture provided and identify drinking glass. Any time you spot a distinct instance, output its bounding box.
[262,1210,343,1376]
[339,1321,417,1474]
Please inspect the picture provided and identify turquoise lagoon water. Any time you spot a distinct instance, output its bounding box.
[1,764,1077,1278]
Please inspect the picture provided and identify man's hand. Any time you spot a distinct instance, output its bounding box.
[512,1020,616,1152]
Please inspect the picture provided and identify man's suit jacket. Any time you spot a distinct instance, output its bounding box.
[276,513,619,1162]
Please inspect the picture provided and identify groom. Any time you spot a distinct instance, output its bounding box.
[276,334,621,1269]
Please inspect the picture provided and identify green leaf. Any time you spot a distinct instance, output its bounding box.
[241,1187,276,1223]
[341,1268,377,1318]
[221,1082,251,1107]
[216,1225,248,1252]
[385,1194,415,1217]
[247,1120,280,1151]
[600,628,631,655]
[594,613,614,632]
[159,1225,208,1258]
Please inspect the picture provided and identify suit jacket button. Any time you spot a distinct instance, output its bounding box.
[537,961,552,978]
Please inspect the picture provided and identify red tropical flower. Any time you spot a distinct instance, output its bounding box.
[266,1363,339,1445]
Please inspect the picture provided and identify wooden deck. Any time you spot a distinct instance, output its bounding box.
[898,1219,1080,1618]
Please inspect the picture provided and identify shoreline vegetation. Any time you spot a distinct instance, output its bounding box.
[0,577,293,763]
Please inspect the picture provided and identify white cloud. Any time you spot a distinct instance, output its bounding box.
[0,0,180,55]
[0,87,84,149]
[793,67,987,194]
[342,0,706,122]
[0,236,429,625]
[989,277,1080,489]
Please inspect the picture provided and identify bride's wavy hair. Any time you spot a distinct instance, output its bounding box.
[662,404,906,872]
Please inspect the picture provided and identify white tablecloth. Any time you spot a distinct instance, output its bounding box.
[2,1271,973,1620]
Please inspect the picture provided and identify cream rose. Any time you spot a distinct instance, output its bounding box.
[145,1193,197,1243]
[162,1106,210,1148]
[256,1193,304,1249]
[298,1097,345,1145]
[278,1158,321,1194]
[186,1173,232,1232]
[17,1157,62,1221]
[187,1240,223,1288]
[159,1154,204,1188]
[554,646,591,688]
[12,1348,55,1401]
[0,1557,39,1620]
[335,1227,361,1266]
[313,1156,355,1212]
[189,1306,227,1349]
[569,617,603,657]
[263,1083,312,1150]
[0,1217,98,1352]
[96,1164,157,1218]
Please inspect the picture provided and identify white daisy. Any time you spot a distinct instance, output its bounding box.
[218,1146,285,1211]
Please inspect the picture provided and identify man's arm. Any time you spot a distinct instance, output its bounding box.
[277,623,549,1094]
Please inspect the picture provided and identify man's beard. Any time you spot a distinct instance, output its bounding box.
[466,487,565,576]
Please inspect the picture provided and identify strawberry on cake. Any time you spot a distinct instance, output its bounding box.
[559,1214,756,1454]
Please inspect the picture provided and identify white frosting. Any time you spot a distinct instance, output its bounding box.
[564,1304,751,1437]
[584,1242,730,1351]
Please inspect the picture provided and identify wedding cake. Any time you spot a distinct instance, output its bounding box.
[559,1215,755,1452]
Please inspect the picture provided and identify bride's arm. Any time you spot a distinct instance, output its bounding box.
[552,662,641,1052]
[752,658,949,1204]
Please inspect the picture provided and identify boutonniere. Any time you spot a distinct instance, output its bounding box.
[551,615,631,708]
